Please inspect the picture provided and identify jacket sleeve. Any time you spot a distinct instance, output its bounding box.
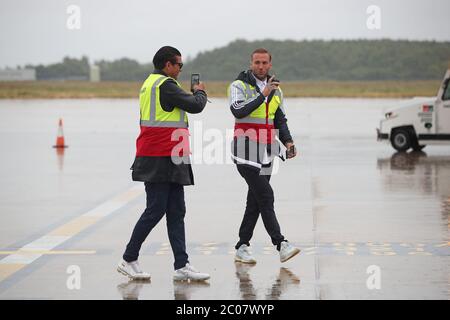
[228,80,265,119]
[274,90,293,145]
[159,79,207,114]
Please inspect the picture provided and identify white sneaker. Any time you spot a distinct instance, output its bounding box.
[279,242,300,263]
[235,244,257,264]
[117,259,151,281]
[173,263,210,281]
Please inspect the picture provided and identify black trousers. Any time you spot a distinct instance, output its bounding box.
[123,182,189,270]
[235,164,285,250]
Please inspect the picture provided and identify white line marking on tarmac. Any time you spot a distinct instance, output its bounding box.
[0,185,144,283]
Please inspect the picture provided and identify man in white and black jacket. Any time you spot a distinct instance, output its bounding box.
[228,48,301,264]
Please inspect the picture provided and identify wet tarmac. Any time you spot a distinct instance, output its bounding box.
[0,98,448,299]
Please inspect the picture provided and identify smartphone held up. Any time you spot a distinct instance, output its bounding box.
[191,73,200,93]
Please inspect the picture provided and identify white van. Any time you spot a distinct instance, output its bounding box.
[377,69,450,151]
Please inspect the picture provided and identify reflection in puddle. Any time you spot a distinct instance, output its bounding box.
[117,279,150,300]
[443,197,450,230]
[117,279,212,300]
[266,267,301,300]
[235,262,257,300]
[55,147,65,171]
[377,151,450,232]
[377,152,450,193]
[234,263,301,300]
[173,280,210,300]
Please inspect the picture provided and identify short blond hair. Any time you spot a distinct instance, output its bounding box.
[251,48,272,62]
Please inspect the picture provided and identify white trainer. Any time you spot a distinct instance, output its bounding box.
[173,263,210,281]
[235,244,257,264]
[117,259,151,281]
[279,242,300,263]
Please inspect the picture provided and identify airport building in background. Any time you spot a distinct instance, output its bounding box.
[0,68,36,81]
[90,65,100,82]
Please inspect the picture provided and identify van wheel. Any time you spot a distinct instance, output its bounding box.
[391,129,412,152]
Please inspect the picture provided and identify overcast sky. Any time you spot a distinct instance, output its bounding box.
[0,0,449,68]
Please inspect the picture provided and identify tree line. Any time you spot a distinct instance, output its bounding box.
[26,39,450,81]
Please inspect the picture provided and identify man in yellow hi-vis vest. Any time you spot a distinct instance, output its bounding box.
[228,48,301,265]
[118,46,210,281]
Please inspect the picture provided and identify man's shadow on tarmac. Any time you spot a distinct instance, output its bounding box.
[235,262,301,300]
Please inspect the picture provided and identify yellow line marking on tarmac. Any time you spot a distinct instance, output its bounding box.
[434,242,448,248]
[0,264,26,283]
[0,185,144,284]
[408,252,432,256]
[48,216,101,237]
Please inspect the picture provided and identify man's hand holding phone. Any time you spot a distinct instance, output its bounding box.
[192,82,205,92]
[191,73,210,103]
[191,73,205,93]
[285,142,297,159]
[262,75,280,97]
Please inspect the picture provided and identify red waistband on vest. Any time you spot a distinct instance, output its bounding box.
[234,123,276,144]
[136,126,190,157]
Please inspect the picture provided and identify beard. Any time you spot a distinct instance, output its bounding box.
[252,71,268,81]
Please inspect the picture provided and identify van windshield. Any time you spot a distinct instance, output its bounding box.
[443,80,450,100]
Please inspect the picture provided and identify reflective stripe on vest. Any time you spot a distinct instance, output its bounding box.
[139,74,188,128]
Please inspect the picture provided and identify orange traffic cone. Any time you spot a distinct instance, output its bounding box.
[53,118,68,148]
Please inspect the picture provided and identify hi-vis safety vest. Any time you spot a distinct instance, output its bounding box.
[135,74,190,157]
[232,80,282,144]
